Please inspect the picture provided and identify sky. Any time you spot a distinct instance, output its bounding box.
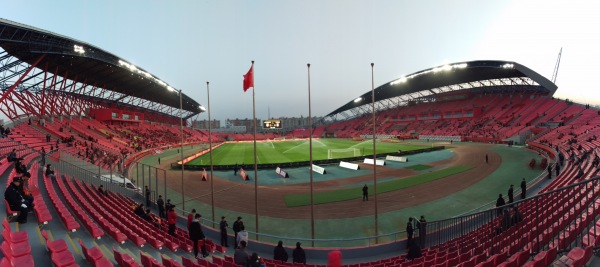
[3,0,600,123]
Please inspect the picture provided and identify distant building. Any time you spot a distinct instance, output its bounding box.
[226,118,261,133]
[193,119,221,129]
[277,116,323,132]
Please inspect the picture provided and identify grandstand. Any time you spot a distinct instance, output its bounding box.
[1,17,600,267]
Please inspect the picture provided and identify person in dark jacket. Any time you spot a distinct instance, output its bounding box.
[46,164,56,182]
[157,195,165,218]
[496,194,506,216]
[145,186,151,206]
[14,160,27,175]
[273,240,289,262]
[406,217,414,248]
[362,184,368,201]
[417,216,427,248]
[507,185,514,204]
[520,178,527,199]
[234,241,250,267]
[220,216,229,247]
[406,239,422,260]
[4,177,28,223]
[189,213,208,258]
[233,216,244,247]
[292,242,306,264]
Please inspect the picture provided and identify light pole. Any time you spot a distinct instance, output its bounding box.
[179,89,185,213]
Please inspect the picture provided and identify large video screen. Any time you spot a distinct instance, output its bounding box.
[263,119,282,129]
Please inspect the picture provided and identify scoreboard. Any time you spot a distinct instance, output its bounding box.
[263,119,282,129]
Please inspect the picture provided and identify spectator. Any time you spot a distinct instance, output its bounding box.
[496,194,505,216]
[292,242,306,264]
[501,209,511,231]
[189,213,208,258]
[511,206,523,226]
[233,216,244,247]
[406,217,414,248]
[249,253,261,267]
[19,172,34,211]
[234,240,249,267]
[41,147,46,166]
[273,241,289,262]
[157,195,165,218]
[165,199,174,212]
[46,164,56,182]
[417,216,427,248]
[4,177,28,223]
[167,206,177,236]
[507,185,514,204]
[520,178,527,199]
[236,226,249,248]
[220,216,229,247]
[8,148,22,162]
[98,185,105,195]
[362,184,368,201]
[188,209,196,232]
[406,239,422,260]
[14,160,27,175]
[134,204,150,220]
[145,186,151,206]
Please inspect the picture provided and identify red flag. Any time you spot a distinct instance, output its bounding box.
[243,65,254,92]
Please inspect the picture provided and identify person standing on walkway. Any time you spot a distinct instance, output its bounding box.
[233,216,244,248]
[189,213,208,258]
[485,154,489,163]
[220,216,229,247]
[157,195,165,218]
[167,206,177,236]
[520,178,527,199]
[145,186,151,206]
[417,216,427,248]
[496,194,506,216]
[406,217,414,248]
[362,184,368,201]
[188,209,196,232]
[508,185,514,204]
[292,242,306,264]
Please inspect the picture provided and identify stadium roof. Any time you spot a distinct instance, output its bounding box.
[326,60,558,119]
[0,18,204,119]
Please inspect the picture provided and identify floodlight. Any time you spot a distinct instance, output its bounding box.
[167,86,175,92]
[73,45,85,54]
[199,106,206,111]
[354,97,362,103]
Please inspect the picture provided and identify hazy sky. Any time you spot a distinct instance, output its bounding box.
[3,0,600,122]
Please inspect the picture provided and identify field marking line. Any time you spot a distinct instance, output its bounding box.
[350,140,372,148]
[282,141,308,154]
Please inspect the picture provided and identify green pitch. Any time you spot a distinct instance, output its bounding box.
[186,139,428,166]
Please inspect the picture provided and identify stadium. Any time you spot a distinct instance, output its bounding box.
[1,9,600,267]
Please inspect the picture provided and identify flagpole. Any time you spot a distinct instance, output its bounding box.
[371,63,378,243]
[207,81,215,227]
[251,60,259,240]
[307,63,315,245]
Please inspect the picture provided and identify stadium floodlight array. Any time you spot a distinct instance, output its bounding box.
[328,148,362,159]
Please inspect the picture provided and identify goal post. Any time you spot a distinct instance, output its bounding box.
[328,148,362,159]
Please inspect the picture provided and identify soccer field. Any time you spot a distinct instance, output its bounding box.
[186,139,429,166]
